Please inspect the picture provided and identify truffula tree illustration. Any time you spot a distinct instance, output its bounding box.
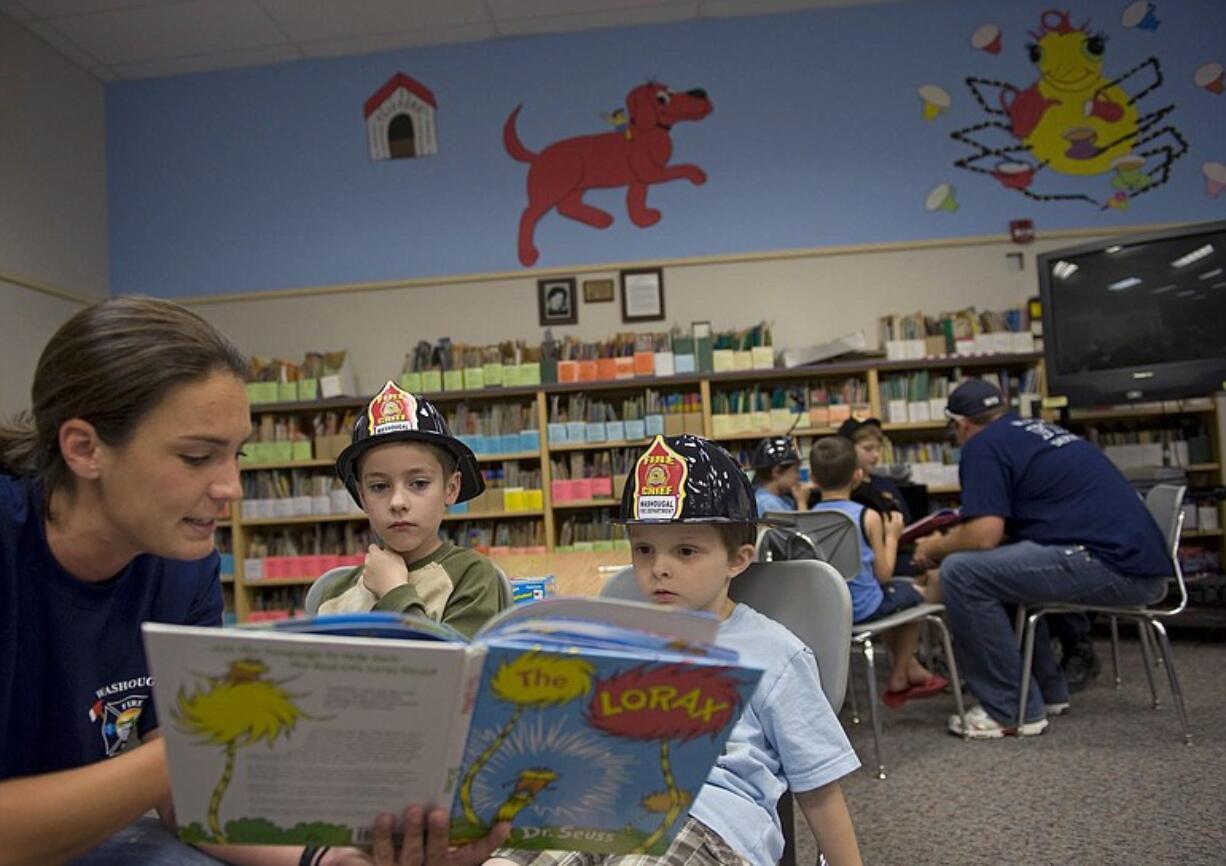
[587,664,742,854]
[173,658,306,843]
[459,651,594,828]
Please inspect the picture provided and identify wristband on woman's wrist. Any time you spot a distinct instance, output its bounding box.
[299,846,331,866]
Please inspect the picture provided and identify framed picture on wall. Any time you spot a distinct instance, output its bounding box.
[583,278,615,303]
[620,268,665,322]
[538,277,578,326]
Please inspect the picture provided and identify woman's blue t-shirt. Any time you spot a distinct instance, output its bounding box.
[0,474,223,780]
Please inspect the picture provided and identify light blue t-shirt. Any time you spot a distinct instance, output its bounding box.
[754,487,796,515]
[690,603,861,866]
[810,499,883,623]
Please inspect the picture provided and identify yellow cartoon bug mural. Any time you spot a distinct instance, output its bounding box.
[951,8,1187,209]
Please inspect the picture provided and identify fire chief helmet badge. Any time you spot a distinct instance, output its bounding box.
[618,434,758,525]
[335,380,485,505]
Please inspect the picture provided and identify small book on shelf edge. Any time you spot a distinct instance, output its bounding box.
[899,508,961,545]
[142,598,763,855]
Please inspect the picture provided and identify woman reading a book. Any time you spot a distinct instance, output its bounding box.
[0,298,507,866]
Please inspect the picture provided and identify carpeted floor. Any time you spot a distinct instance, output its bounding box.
[790,636,1226,865]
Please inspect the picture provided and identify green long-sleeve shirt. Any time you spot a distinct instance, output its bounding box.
[315,542,506,639]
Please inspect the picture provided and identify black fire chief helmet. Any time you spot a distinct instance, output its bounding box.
[616,434,758,525]
[749,436,800,470]
[335,380,485,505]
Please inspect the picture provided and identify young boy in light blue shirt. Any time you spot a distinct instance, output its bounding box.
[487,434,863,866]
[810,435,946,707]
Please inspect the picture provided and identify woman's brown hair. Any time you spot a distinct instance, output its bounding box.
[0,296,247,499]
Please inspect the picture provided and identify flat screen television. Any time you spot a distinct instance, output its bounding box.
[1038,219,1226,407]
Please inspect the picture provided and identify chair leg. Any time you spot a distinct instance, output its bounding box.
[1150,619,1193,746]
[847,653,861,725]
[1013,605,1026,647]
[1016,611,1043,731]
[926,614,967,739]
[918,621,933,668]
[860,638,888,779]
[1109,615,1122,688]
[1135,619,1161,710]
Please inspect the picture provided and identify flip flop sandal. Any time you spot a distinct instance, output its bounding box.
[881,675,951,708]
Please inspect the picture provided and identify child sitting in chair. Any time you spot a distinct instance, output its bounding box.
[486,434,863,866]
[750,436,811,514]
[809,435,947,707]
[315,381,507,638]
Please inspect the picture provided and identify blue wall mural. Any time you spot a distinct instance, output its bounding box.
[105,0,1225,298]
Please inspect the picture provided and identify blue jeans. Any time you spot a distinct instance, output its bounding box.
[68,817,224,865]
[940,542,1166,725]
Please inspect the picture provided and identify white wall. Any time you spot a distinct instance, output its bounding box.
[186,233,1115,395]
[0,13,107,415]
[0,279,86,416]
[0,13,108,298]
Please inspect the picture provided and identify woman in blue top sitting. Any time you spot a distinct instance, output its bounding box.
[0,297,507,866]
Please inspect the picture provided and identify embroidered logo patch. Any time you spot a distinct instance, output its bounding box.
[367,380,419,436]
[87,679,151,758]
[632,436,689,519]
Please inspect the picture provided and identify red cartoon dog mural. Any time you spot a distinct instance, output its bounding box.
[504,82,713,267]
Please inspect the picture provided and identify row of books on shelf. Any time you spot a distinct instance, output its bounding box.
[241,543,584,584]
[904,462,961,488]
[551,476,623,503]
[548,415,670,444]
[239,491,362,520]
[882,330,1036,361]
[445,519,547,551]
[450,486,544,514]
[1102,441,1205,471]
[246,552,365,581]
[878,305,1037,361]
[1182,501,1221,533]
[395,344,773,393]
[244,586,307,621]
[1179,544,1221,577]
[238,573,560,623]
[881,397,954,424]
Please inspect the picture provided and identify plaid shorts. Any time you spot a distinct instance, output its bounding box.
[490,817,751,866]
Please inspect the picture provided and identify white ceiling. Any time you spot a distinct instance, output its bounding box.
[2,0,900,82]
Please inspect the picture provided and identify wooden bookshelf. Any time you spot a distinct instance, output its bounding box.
[222,351,1046,621]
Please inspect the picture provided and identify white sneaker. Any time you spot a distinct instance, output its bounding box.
[1046,701,1070,716]
[948,705,1049,739]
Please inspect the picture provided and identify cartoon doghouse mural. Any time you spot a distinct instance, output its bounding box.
[365,73,438,161]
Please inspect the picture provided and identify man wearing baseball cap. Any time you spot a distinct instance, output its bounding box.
[912,379,1169,739]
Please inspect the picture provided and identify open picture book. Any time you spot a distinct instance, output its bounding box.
[142,598,763,855]
[899,508,961,545]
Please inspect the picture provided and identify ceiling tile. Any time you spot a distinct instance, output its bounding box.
[109,41,298,78]
[258,0,488,43]
[488,0,672,20]
[700,0,898,14]
[17,0,178,18]
[299,22,496,59]
[497,3,699,37]
[51,0,286,64]
[0,1,35,21]
[25,19,103,67]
